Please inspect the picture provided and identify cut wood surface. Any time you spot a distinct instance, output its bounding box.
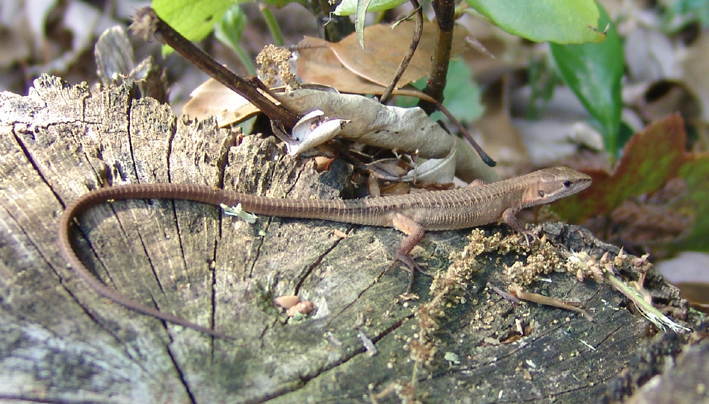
[0,76,704,403]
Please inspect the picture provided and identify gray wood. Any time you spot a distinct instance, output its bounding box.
[0,75,703,403]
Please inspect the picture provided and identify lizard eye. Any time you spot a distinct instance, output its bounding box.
[563,180,572,188]
[538,190,545,197]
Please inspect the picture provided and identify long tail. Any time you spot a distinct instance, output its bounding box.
[57,184,252,338]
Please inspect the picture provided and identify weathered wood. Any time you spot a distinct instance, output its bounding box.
[0,76,703,403]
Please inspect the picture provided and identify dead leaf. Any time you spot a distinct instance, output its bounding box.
[327,21,468,89]
[510,85,604,168]
[674,283,709,312]
[182,78,261,126]
[476,76,529,176]
[456,13,527,82]
[379,181,411,196]
[554,114,689,223]
[276,87,494,182]
[296,36,389,95]
[609,198,692,247]
[283,109,349,155]
[682,33,709,121]
[295,36,446,101]
[626,80,702,124]
[552,114,709,257]
[278,88,455,158]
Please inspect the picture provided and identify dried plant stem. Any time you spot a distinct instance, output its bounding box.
[509,284,594,321]
[379,0,423,104]
[435,98,496,166]
[606,273,691,333]
[131,7,299,128]
[409,90,496,166]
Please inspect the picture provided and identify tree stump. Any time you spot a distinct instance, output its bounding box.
[0,75,704,403]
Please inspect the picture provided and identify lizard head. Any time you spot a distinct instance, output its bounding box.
[522,167,592,207]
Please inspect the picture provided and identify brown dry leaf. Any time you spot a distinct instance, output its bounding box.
[681,33,709,122]
[476,76,529,177]
[327,21,468,89]
[626,80,702,125]
[296,36,442,101]
[278,88,454,157]
[609,198,692,247]
[675,283,709,312]
[277,88,493,182]
[510,85,604,167]
[296,36,389,95]
[182,78,261,126]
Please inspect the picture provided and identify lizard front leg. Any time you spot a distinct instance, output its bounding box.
[502,207,536,244]
[392,213,427,292]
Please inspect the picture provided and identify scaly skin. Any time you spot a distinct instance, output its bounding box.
[58,166,591,338]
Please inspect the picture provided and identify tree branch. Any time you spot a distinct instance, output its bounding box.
[131,7,300,129]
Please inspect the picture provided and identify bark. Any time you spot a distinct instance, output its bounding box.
[0,75,704,403]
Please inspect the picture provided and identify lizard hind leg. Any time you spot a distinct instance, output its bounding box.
[391,213,429,292]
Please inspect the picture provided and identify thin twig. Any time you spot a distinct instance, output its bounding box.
[130,7,299,128]
[509,284,594,321]
[435,98,496,166]
[488,283,520,303]
[379,0,423,104]
[407,89,496,166]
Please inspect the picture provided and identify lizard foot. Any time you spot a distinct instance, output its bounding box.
[520,230,538,247]
[392,253,430,293]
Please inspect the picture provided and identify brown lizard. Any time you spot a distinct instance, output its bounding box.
[58,166,591,338]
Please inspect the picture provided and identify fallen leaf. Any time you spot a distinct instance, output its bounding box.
[674,283,709,312]
[553,114,688,222]
[682,33,709,121]
[624,27,678,83]
[182,78,261,126]
[296,35,468,99]
[553,114,709,255]
[327,21,468,89]
[296,36,391,95]
[476,76,529,176]
[277,87,494,182]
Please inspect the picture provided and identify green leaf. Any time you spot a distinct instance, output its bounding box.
[437,59,483,124]
[550,4,623,155]
[214,4,256,74]
[355,0,374,48]
[153,0,240,53]
[395,60,483,124]
[334,0,408,16]
[466,0,605,44]
[215,4,247,46]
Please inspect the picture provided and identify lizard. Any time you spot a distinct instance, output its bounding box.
[58,166,591,338]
